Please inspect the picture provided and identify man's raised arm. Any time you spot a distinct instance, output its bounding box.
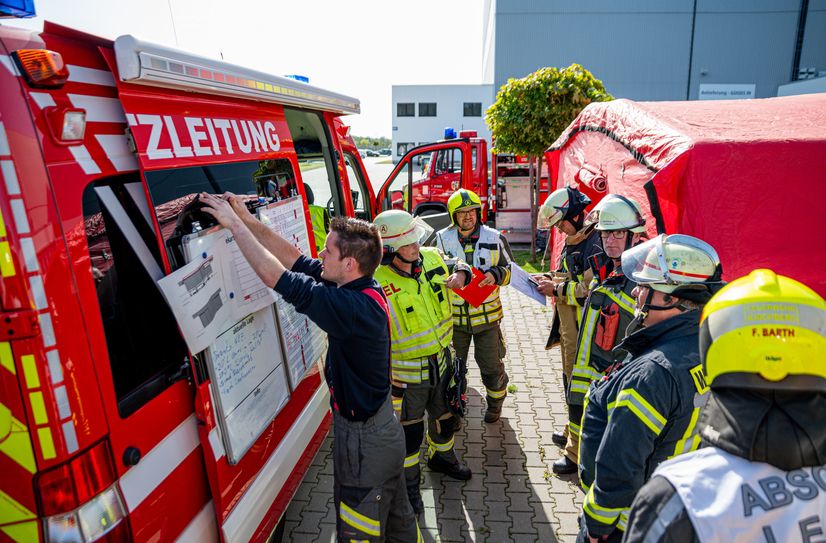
[199,193,288,288]
[220,192,302,270]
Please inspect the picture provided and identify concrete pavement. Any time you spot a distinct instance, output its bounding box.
[283,286,584,542]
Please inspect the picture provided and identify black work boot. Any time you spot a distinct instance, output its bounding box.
[552,455,578,475]
[484,396,504,423]
[406,483,424,515]
[427,454,472,481]
[552,430,567,448]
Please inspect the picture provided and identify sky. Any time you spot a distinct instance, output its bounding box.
[5,0,485,138]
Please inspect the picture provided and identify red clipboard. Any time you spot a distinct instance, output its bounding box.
[454,268,496,308]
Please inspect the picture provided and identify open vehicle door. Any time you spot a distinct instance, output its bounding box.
[375,141,471,235]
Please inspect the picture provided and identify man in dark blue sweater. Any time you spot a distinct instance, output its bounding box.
[201,193,420,542]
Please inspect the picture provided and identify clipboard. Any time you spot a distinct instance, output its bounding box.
[454,268,496,308]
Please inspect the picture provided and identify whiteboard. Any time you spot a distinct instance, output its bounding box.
[205,307,289,464]
[182,228,290,465]
[258,197,328,389]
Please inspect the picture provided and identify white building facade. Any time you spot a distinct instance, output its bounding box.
[391,84,493,160]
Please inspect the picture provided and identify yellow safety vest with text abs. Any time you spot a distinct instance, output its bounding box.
[436,225,510,329]
[374,248,453,384]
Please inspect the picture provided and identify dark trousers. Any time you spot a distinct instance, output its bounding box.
[333,397,421,542]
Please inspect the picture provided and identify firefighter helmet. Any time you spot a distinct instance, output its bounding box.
[593,194,646,233]
[447,189,482,226]
[622,234,723,300]
[538,186,591,229]
[374,209,433,253]
[699,269,826,392]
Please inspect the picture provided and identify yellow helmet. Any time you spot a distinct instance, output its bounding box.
[593,194,646,233]
[699,269,826,392]
[374,209,433,253]
[447,189,482,226]
[538,186,591,229]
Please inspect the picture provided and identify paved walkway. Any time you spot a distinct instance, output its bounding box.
[283,287,584,542]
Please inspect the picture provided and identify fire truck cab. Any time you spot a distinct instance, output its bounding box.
[0,20,378,543]
[376,129,489,231]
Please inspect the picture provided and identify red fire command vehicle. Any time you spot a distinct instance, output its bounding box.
[0,20,384,543]
[375,129,490,230]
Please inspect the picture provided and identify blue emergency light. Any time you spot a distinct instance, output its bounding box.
[444,127,457,139]
[0,0,35,17]
[284,74,309,83]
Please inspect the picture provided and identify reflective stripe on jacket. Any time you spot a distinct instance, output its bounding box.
[374,247,453,384]
[568,271,637,406]
[435,224,511,329]
[578,311,708,538]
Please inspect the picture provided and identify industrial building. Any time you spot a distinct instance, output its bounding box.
[393,0,826,156]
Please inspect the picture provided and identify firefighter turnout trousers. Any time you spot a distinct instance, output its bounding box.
[452,325,509,412]
[393,349,462,490]
[333,397,423,542]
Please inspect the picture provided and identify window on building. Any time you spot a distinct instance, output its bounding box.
[464,102,482,117]
[397,103,415,117]
[418,103,437,117]
[397,142,415,157]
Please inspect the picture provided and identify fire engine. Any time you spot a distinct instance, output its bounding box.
[490,152,551,244]
[0,15,390,543]
[376,129,490,230]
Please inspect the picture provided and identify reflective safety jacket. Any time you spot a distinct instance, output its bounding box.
[568,269,637,406]
[374,247,453,384]
[578,311,709,538]
[435,224,512,332]
[627,448,826,543]
[555,225,602,307]
[308,204,329,252]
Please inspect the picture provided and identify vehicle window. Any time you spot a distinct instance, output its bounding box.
[343,152,371,220]
[434,147,463,176]
[143,159,297,271]
[82,175,189,418]
[382,148,443,214]
[283,108,344,221]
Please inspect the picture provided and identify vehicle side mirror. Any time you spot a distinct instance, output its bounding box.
[390,190,405,210]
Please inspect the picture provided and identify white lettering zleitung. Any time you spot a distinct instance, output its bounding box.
[131,114,284,160]
[264,121,280,151]
[138,114,172,159]
[185,117,213,157]
[231,120,253,153]
[164,115,194,158]
[212,118,234,154]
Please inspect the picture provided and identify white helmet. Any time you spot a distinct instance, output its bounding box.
[622,234,722,298]
[538,186,591,229]
[593,194,646,233]
[373,209,433,254]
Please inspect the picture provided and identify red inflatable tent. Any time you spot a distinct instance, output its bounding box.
[544,94,826,297]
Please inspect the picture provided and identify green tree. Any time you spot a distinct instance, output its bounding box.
[486,64,613,256]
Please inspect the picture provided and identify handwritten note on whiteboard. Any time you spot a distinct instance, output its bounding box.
[206,306,289,464]
[258,197,328,388]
